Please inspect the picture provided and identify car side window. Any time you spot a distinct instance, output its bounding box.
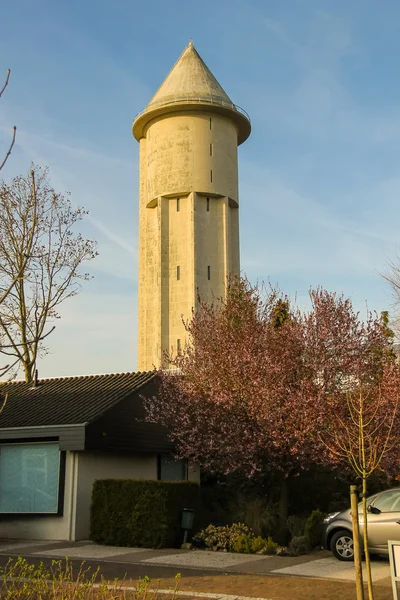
[372,490,400,512]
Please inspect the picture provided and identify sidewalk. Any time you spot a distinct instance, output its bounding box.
[0,539,394,600]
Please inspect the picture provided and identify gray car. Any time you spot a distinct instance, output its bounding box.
[323,487,400,561]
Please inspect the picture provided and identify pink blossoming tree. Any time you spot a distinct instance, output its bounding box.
[144,277,399,517]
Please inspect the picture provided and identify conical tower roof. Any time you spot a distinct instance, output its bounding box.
[148,41,233,107]
[133,42,250,145]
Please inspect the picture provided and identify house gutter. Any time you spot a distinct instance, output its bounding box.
[0,423,88,430]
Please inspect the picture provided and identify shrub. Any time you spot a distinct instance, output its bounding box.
[231,533,254,554]
[0,556,181,599]
[304,509,326,548]
[192,524,230,551]
[90,479,199,548]
[228,523,254,548]
[192,523,253,551]
[262,536,279,555]
[251,536,268,553]
[288,536,311,556]
[228,494,279,537]
[286,515,307,540]
[232,534,272,555]
[195,525,274,555]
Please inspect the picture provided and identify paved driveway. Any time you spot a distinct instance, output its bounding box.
[0,540,394,600]
[0,540,391,582]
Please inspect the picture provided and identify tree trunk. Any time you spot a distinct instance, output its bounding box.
[350,485,364,600]
[23,362,33,384]
[278,476,289,519]
[277,476,289,543]
[362,477,374,600]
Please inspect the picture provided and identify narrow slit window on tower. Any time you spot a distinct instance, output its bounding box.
[176,197,180,212]
[177,339,181,354]
[209,117,212,130]
[210,170,213,183]
[206,197,210,212]
[207,266,211,280]
[177,265,180,280]
[210,143,213,156]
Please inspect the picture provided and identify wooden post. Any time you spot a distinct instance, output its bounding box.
[351,485,365,600]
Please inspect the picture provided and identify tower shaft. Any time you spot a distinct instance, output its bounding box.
[138,111,240,370]
[133,42,250,371]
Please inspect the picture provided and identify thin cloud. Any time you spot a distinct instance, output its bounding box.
[89,216,136,257]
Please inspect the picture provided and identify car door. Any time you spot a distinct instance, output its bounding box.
[364,489,400,551]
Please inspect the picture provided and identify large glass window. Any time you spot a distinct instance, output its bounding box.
[0,443,61,513]
[159,455,187,481]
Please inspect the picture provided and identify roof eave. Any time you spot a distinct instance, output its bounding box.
[133,101,251,145]
[0,423,86,451]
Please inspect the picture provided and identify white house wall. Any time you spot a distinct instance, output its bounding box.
[187,462,200,484]
[73,451,158,540]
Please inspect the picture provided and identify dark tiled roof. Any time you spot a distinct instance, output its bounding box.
[0,372,156,429]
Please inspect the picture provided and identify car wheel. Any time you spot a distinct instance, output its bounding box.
[330,529,354,561]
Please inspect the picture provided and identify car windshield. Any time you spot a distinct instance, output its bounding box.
[358,493,378,509]
[371,490,400,512]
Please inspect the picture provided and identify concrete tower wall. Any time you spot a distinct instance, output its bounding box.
[138,111,240,370]
[144,113,238,201]
[134,41,250,371]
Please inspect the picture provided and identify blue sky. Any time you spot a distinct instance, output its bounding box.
[1,0,400,377]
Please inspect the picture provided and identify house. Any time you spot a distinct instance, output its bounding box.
[0,372,199,541]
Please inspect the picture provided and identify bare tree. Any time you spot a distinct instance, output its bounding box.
[322,369,400,600]
[382,258,400,327]
[0,69,16,172]
[0,165,98,382]
[0,68,20,381]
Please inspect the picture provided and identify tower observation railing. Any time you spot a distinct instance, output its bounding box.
[134,95,251,123]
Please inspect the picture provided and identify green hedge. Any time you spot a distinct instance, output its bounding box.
[90,479,199,548]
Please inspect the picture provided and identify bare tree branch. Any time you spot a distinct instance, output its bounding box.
[0,166,98,382]
[0,69,11,98]
[0,358,20,379]
[322,379,400,600]
[0,126,16,173]
[0,325,55,350]
[0,69,16,173]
